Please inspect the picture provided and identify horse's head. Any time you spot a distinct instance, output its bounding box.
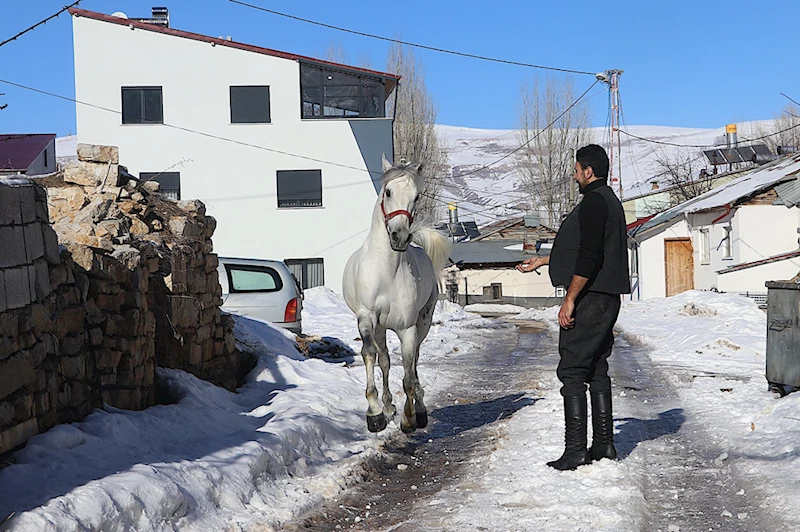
[380,155,423,252]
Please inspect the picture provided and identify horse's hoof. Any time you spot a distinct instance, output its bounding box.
[383,404,397,419]
[400,420,416,434]
[367,413,387,433]
[416,411,428,429]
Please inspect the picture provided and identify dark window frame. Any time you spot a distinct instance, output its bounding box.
[224,264,283,293]
[121,86,164,124]
[230,85,272,124]
[276,169,323,208]
[285,258,324,289]
[300,63,385,119]
[139,171,181,200]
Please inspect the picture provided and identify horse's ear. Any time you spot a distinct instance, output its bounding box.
[381,154,393,172]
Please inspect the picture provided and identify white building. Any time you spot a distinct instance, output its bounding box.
[70,7,399,293]
[628,154,800,302]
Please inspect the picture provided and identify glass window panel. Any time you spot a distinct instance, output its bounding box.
[230,86,271,123]
[302,87,322,117]
[139,172,180,200]
[277,170,322,208]
[229,267,281,292]
[301,64,322,86]
[143,88,163,123]
[323,70,359,86]
[360,84,383,117]
[122,88,143,124]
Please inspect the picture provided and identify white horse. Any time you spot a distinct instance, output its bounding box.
[342,158,451,433]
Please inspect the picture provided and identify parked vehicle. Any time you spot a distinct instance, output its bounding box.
[217,257,303,334]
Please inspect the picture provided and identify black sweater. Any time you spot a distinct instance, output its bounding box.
[548,180,631,294]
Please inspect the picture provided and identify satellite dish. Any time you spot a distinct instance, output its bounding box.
[111,11,128,19]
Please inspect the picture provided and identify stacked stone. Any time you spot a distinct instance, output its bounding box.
[48,144,237,393]
[155,200,238,390]
[0,179,92,455]
[0,143,240,454]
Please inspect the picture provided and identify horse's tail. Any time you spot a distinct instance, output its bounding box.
[412,225,452,277]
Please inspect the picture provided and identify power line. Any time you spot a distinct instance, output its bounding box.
[620,120,800,149]
[228,0,596,76]
[0,1,81,48]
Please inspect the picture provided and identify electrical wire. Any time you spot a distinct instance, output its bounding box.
[228,0,596,76]
[0,2,81,48]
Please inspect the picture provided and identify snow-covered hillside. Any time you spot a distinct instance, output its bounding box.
[437,120,776,227]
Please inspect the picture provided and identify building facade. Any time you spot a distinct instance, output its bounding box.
[70,8,399,293]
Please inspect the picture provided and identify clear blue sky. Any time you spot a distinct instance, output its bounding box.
[1,0,797,136]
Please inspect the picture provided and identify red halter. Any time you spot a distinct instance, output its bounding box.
[381,198,413,226]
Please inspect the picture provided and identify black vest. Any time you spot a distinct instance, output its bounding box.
[549,184,631,294]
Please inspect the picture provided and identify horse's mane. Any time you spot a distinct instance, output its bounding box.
[380,162,424,190]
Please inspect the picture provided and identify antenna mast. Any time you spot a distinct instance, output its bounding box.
[598,69,624,198]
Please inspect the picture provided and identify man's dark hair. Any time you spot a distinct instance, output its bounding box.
[576,144,609,179]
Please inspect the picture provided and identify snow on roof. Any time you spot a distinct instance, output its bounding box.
[632,153,800,235]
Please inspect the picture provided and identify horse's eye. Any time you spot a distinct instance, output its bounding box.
[385,189,392,198]
[415,194,420,202]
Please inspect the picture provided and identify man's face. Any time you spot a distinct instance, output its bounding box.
[573,162,593,189]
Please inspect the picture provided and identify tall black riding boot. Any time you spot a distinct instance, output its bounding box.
[547,394,591,471]
[590,389,617,461]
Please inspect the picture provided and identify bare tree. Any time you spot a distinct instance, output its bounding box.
[515,75,592,229]
[757,104,800,153]
[650,148,715,206]
[386,43,448,222]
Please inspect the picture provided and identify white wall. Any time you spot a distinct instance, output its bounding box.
[73,15,393,293]
[633,218,691,300]
[715,205,800,293]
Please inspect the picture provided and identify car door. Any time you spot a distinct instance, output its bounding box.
[221,263,286,323]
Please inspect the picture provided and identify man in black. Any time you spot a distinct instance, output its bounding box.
[517,144,630,471]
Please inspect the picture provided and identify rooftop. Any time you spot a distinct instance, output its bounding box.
[0,134,56,172]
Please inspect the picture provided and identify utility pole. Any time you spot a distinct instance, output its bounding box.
[597,70,624,198]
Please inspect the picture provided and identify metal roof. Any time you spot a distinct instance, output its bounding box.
[631,153,800,236]
[774,179,800,208]
[0,134,55,172]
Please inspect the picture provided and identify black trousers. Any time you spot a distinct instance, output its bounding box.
[557,291,621,397]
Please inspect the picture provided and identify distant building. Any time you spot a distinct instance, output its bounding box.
[629,154,800,303]
[0,134,57,176]
[447,216,559,307]
[69,7,399,293]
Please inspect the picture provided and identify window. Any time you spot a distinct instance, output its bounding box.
[285,258,324,289]
[700,228,710,263]
[723,225,733,259]
[300,64,385,119]
[140,172,180,200]
[226,265,283,293]
[230,86,271,123]
[122,87,163,124]
[277,170,322,208]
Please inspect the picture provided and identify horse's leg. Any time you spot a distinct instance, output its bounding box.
[396,326,419,434]
[358,313,386,432]
[413,295,437,429]
[375,325,396,419]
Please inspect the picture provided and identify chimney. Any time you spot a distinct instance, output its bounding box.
[726,124,738,148]
[651,181,659,190]
[448,202,458,224]
[151,7,169,27]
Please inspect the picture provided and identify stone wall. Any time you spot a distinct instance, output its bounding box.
[0,178,97,454]
[0,144,240,455]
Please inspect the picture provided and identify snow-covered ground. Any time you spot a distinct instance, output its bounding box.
[2,288,797,531]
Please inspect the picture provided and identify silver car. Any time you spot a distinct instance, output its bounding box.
[217,257,303,334]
